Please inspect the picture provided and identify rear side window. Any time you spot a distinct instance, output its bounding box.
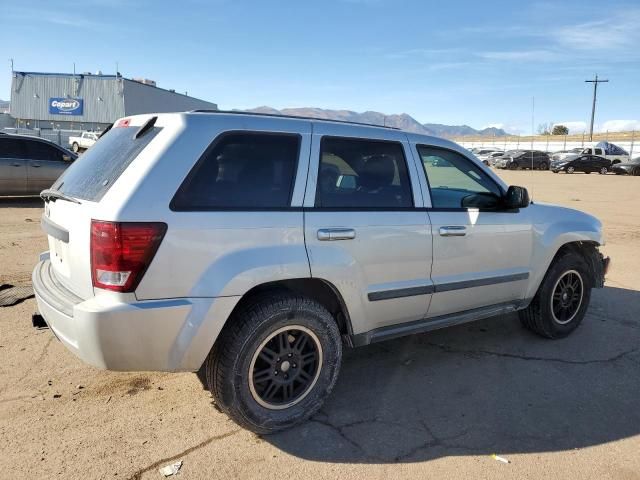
[316,137,413,208]
[0,138,26,159]
[171,132,300,210]
[52,126,161,201]
[25,141,65,162]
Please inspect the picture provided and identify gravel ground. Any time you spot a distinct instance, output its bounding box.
[0,171,638,479]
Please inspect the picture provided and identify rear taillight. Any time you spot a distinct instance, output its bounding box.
[90,220,167,292]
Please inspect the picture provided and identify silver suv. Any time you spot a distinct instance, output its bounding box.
[33,111,608,433]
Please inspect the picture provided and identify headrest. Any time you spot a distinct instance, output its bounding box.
[359,155,396,190]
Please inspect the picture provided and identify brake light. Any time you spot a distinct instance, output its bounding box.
[91,220,167,292]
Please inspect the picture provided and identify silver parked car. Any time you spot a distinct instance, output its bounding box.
[33,112,608,433]
[0,134,76,195]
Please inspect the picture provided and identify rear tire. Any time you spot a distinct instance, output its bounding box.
[520,251,592,339]
[539,162,548,171]
[204,293,342,434]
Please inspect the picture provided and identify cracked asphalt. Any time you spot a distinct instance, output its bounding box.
[1,171,639,479]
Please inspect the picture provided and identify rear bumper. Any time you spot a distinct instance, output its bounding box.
[32,257,240,372]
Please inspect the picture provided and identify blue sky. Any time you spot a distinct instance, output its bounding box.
[2,0,639,133]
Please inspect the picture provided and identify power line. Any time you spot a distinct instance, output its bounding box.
[585,74,609,141]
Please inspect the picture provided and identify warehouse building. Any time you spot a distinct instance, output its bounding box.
[9,71,217,131]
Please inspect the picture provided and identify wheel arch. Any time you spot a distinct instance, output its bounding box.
[220,277,354,342]
[526,239,604,301]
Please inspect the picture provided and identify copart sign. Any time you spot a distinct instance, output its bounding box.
[49,98,83,115]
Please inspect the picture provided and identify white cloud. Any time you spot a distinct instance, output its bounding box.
[483,123,505,129]
[553,10,640,51]
[553,121,587,134]
[599,120,640,132]
[479,50,561,62]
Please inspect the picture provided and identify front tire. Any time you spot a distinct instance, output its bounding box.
[539,162,548,171]
[566,166,575,174]
[204,293,342,434]
[599,167,608,175]
[520,251,592,338]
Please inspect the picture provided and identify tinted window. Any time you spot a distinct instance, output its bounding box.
[316,137,413,208]
[417,146,502,209]
[25,140,64,161]
[52,126,161,201]
[172,132,300,210]
[0,138,27,159]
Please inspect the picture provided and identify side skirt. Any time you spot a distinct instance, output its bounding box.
[349,301,525,347]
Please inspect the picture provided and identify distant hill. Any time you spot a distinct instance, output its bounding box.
[244,106,508,137]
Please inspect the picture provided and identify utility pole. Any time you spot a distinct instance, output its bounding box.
[585,74,608,141]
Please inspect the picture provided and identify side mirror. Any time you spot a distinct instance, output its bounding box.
[504,185,530,209]
[62,154,72,162]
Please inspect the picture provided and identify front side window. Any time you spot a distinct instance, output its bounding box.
[316,137,413,208]
[172,132,300,210]
[417,145,502,209]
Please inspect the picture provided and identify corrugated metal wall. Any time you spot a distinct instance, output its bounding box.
[122,80,217,115]
[10,72,218,125]
[10,73,125,123]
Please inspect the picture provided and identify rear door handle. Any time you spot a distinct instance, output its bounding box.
[439,226,467,237]
[12,163,22,167]
[317,228,356,241]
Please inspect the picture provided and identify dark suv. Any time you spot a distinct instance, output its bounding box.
[495,150,550,170]
[0,134,76,195]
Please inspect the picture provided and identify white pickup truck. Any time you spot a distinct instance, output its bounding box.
[580,146,628,165]
[68,131,99,153]
[552,143,629,165]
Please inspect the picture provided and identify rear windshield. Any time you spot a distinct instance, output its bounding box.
[52,126,161,201]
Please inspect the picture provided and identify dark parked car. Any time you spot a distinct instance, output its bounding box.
[611,157,640,176]
[550,154,611,174]
[494,150,551,170]
[0,135,77,195]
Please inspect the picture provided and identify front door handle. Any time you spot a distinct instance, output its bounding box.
[32,164,41,168]
[12,163,22,167]
[439,226,467,237]
[317,228,356,241]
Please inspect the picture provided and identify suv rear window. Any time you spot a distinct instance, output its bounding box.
[51,126,161,201]
[171,132,300,210]
[316,137,413,208]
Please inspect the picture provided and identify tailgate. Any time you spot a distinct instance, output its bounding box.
[42,199,98,299]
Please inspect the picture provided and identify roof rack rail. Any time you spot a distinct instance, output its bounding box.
[188,109,401,130]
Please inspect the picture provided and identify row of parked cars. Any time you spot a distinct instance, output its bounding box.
[470,143,639,176]
[0,132,77,195]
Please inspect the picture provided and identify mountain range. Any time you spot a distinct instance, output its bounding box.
[244,106,508,137]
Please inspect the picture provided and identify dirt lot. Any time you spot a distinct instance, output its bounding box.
[1,171,639,479]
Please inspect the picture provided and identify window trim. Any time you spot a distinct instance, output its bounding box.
[169,130,303,212]
[312,135,415,210]
[416,144,509,212]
